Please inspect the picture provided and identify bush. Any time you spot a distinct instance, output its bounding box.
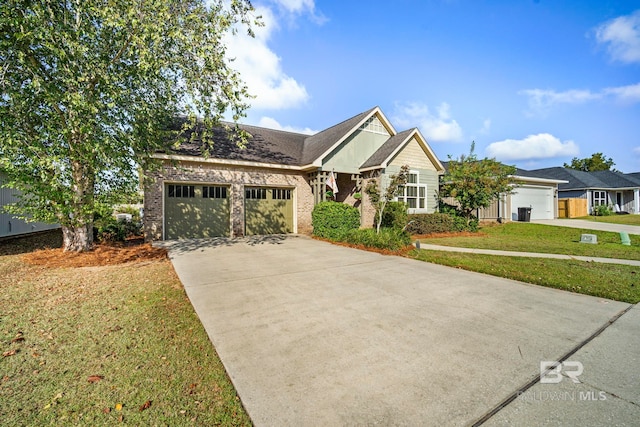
[437,201,479,232]
[375,201,408,230]
[594,204,613,216]
[406,213,455,234]
[453,216,479,232]
[95,218,142,243]
[312,201,360,239]
[342,228,411,251]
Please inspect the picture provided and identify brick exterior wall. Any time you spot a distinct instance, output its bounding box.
[144,160,315,241]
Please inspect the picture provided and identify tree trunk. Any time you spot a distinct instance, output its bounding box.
[62,223,93,252]
[61,150,95,252]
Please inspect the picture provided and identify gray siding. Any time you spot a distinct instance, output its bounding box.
[383,165,439,213]
[0,178,59,238]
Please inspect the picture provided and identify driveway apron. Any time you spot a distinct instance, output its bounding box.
[166,235,634,426]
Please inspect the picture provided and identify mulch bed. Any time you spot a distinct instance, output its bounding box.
[411,231,486,239]
[23,243,167,268]
[7,231,168,268]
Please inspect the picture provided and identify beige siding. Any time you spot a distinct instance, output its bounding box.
[389,137,436,171]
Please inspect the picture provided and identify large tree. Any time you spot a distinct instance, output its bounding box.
[440,143,518,225]
[0,0,256,251]
[563,153,616,172]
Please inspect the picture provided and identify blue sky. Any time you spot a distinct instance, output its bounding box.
[225,1,640,172]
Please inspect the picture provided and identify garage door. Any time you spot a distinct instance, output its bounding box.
[511,185,554,220]
[245,187,293,235]
[164,184,230,239]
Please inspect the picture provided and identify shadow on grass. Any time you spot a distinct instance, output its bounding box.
[156,234,291,255]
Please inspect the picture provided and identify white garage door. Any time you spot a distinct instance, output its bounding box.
[511,185,554,220]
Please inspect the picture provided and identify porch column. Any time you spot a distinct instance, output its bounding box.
[308,171,329,205]
[635,189,640,214]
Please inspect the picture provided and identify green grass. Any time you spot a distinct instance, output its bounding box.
[417,222,640,260]
[0,235,250,426]
[572,214,640,225]
[410,250,640,304]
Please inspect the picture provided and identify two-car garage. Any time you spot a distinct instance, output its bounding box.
[164,184,294,239]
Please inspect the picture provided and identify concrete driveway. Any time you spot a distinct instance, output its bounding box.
[166,236,637,426]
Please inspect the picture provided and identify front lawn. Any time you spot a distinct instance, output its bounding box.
[0,233,250,426]
[416,222,640,260]
[573,214,640,226]
[409,250,640,304]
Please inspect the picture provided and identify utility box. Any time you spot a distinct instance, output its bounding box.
[580,234,598,244]
[620,232,631,246]
[517,207,532,222]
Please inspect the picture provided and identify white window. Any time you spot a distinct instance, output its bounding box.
[396,171,428,213]
[593,191,607,206]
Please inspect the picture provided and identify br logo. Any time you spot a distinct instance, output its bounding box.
[540,361,584,384]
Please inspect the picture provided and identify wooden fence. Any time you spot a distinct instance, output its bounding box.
[558,198,588,218]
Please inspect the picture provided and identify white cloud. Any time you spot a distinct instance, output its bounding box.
[224,5,310,110]
[479,118,491,134]
[392,102,464,142]
[519,88,601,115]
[594,10,640,63]
[272,0,314,13]
[257,116,317,134]
[603,82,640,102]
[520,83,640,115]
[270,0,327,24]
[486,134,579,161]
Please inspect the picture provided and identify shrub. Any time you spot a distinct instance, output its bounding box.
[453,216,479,232]
[312,201,360,239]
[594,204,613,216]
[437,201,479,232]
[375,201,408,230]
[95,218,142,243]
[342,228,411,251]
[406,213,455,234]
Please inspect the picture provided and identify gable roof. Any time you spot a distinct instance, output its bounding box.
[360,129,414,170]
[301,106,396,166]
[158,107,444,173]
[360,128,445,172]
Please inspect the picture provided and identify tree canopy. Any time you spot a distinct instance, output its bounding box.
[440,143,518,224]
[0,0,257,251]
[563,153,617,172]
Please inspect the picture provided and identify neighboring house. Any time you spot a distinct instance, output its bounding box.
[144,107,445,240]
[440,164,567,221]
[517,167,640,214]
[0,174,60,238]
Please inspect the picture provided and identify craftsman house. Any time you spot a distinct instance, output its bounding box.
[143,107,445,240]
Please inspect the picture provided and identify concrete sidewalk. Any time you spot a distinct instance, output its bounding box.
[417,243,640,266]
[532,218,640,235]
[166,236,639,426]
